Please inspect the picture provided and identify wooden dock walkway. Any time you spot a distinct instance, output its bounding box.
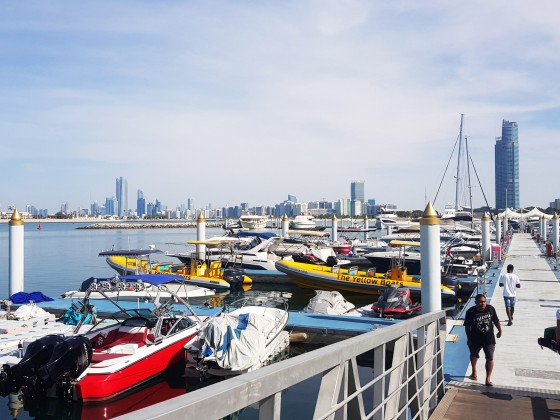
[433,232,560,419]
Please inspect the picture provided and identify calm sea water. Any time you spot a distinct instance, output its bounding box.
[0,222,384,419]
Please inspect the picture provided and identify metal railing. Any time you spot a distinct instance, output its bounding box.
[116,310,447,420]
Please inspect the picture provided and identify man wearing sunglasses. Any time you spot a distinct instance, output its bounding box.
[464,294,503,386]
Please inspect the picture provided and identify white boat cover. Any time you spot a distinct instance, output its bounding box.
[0,304,56,321]
[199,312,278,371]
[303,290,355,315]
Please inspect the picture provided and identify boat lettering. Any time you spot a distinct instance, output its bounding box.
[337,274,404,287]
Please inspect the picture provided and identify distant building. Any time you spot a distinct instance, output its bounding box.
[495,120,519,210]
[351,180,365,216]
[105,196,117,216]
[116,176,128,217]
[550,199,560,210]
[137,189,146,217]
[287,194,297,203]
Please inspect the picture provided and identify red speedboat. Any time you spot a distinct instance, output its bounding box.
[2,276,211,403]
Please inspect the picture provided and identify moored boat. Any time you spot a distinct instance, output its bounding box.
[0,283,212,403]
[185,301,289,377]
[100,249,251,291]
[62,274,215,301]
[274,260,456,300]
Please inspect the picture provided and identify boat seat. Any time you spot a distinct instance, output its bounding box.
[111,326,148,346]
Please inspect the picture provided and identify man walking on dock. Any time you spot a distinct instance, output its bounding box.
[499,264,521,326]
[465,294,502,386]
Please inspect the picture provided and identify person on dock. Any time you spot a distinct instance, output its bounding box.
[464,294,502,386]
[498,264,521,326]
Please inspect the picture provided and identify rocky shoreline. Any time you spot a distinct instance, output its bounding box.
[77,222,226,229]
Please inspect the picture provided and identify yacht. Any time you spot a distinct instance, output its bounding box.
[239,215,268,230]
[290,214,325,231]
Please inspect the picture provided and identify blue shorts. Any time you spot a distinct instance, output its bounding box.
[504,296,516,308]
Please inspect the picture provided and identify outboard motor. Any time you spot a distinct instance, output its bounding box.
[223,268,245,289]
[26,336,92,397]
[0,334,65,396]
[442,274,459,293]
[325,256,339,267]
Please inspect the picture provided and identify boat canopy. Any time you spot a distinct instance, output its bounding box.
[389,240,421,247]
[98,249,163,257]
[287,230,330,237]
[236,231,278,239]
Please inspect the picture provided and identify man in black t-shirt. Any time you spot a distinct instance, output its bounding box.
[464,293,503,386]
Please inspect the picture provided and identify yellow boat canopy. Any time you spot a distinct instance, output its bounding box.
[186,240,231,246]
[389,239,421,247]
[287,230,330,237]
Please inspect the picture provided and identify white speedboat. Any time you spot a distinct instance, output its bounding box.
[62,274,215,301]
[185,301,289,377]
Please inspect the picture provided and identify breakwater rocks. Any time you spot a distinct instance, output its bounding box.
[77,222,225,229]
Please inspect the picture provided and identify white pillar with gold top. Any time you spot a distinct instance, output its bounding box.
[481,212,491,262]
[420,202,441,313]
[281,214,289,238]
[9,209,25,296]
[553,213,559,256]
[331,215,338,243]
[196,212,206,260]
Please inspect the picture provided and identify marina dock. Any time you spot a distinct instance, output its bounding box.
[433,232,560,419]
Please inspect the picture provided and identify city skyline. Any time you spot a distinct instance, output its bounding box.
[2,3,559,211]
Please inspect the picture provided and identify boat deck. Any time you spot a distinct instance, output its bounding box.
[434,232,560,419]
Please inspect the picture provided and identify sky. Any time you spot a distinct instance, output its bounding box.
[1,1,559,214]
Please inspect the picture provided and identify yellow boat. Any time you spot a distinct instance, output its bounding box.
[274,260,455,300]
[100,249,251,291]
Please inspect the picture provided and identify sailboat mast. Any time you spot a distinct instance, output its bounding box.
[455,114,464,211]
[465,136,474,229]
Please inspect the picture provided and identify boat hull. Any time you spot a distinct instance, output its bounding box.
[75,330,198,403]
[275,261,455,300]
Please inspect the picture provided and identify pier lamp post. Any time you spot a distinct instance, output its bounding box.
[420,202,440,313]
[196,212,206,260]
[495,216,502,246]
[9,208,25,296]
[481,213,491,263]
[553,213,559,265]
[281,214,289,238]
[363,215,368,242]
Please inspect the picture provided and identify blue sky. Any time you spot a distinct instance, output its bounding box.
[1,1,559,213]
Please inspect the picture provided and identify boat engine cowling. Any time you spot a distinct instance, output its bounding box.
[27,336,92,396]
[0,334,65,396]
[223,268,245,288]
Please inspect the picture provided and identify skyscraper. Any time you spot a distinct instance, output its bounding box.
[116,177,128,217]
[350,180,365,216]
[494,120,519,210]
[137,189,146,217]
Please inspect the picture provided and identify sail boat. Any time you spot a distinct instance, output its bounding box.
[436,114,476,226]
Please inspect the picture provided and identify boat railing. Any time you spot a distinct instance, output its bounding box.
[115,310,447,420]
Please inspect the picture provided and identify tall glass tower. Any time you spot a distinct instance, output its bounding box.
[494,120,519,210]
[116,176,128,217]
[350,180,365,216]
[136,189,146,217]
